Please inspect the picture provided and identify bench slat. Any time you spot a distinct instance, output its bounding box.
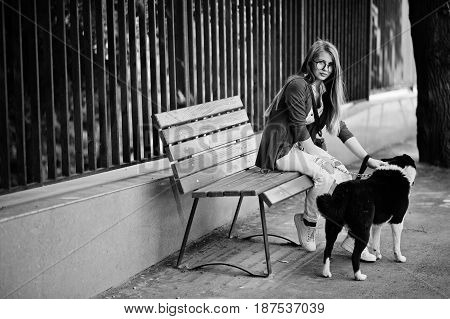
[173,136,257,178]
[192,168,260,197]
[177,151,257,194]
[154,96,243,129]
[225,172,301,196]
[168,123,254,161]
[260,175,314,207]
[161,109,249,145]
[222,171,286,196]
[209,169,274,197]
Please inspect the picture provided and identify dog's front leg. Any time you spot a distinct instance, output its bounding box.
[391,222,406,262]
[370,224,383,260]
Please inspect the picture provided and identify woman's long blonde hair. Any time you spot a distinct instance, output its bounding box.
[300,39,346,135]
[266,39,346,136]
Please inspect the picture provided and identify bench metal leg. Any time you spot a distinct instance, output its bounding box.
[228,195,244,238]
[177,198,199,267]
[178,196,270,277]
[259,196,272,275]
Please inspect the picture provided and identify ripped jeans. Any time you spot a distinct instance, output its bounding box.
[275,146,351,223]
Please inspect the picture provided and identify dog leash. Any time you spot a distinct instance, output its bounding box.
[334,154,372,179]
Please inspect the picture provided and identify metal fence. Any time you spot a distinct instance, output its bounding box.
[1,0,375,193]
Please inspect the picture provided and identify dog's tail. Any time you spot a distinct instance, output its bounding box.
[316,193,337,219]
[316,187,347,223]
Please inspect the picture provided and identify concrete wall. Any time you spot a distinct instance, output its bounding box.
[0,175,258,298]
[0,90,417,298]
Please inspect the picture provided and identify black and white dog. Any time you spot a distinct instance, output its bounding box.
[316,154,416,281]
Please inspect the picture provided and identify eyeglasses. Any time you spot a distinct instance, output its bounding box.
[314,60,334,72]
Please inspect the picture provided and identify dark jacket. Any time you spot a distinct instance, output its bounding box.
[255,76,353,171]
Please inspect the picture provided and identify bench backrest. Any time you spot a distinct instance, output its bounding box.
[154,96,257,194]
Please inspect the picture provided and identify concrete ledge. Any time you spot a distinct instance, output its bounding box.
[0,169,258,298]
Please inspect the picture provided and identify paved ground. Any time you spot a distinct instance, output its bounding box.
[97,138,450,299]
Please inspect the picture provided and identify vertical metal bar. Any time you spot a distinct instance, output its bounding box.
[232,0,239,96]
[337,0,342,79]
[239,0,247,103]
[24,0,42,183]
[246,0,253,125]
[194,0,204,102]
[356,0,361,99]
[117,0,130,162]
[158,0,169,113]
[360,0,366,99]
[202,0,211,101]
[0,0,10,189]
[225,0,233,97]
[210,0,219,100]
[95,0,110,167]
[10,0,26,185]
[186,0,196,104]
[334,0,338,46]
[312,0,316,42]
[324,0,333,41]
[288,0,293,74]
[129,0,141,161]
[307,0,312,47]
[270,0,276,97]
[38,0,56,179]
[174,0,187,110]
[321,0,326,39]
[106,0,119,165]
[380,0,385,90]
[70,0,84,173]
[55,0,70,176]
[264,0,271,115]
[292,0,298,72]
[347,0,353,100]
[275,0,281,88]
[218,0,226,98]
[326,0,331,40]
[167,0,177,108]
[258,0,265,129]
[182,1,191,107]
[148,0,161,156]
[300,0,305,67]
[253,0,259,128]
[282,0,287,81]
[84,0,96,170]
[138,0,150,158]
[346,0,351,99]
[366,0,372,99]
[351,0,356,99]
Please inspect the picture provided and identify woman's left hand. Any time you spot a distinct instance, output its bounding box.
[367,158,387,169]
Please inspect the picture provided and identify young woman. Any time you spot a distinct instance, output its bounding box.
[256,40,385,261]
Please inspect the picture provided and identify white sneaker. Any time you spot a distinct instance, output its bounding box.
[341,236,376,262]
[294,214,316,252]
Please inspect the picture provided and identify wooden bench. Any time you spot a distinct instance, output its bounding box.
[154,96,313,277]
